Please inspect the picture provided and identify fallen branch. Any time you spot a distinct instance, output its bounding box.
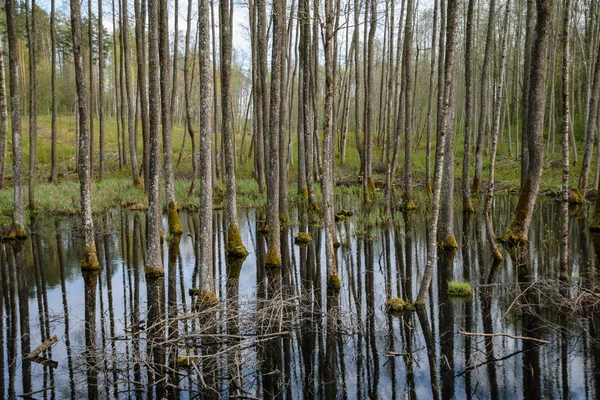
[24,336,58,360]
[458,330,549,344]
[18,386,56,398]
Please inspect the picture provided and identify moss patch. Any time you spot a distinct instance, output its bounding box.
[335,209,354,222]
[226,255,245,280]
[168,201,183,236]
[258,225,269,235]
[568,188,586,205]
[498,229,528,247]
[0,221,28,241]
[193,290,219,311]
[145,266,165,278]
[265,250,282,269]
[294,232,312,245]
[226,224,248,258]
[328,274,341,294]
[447,281,472,298]
[81,245,101,271]
[437,234,458,250]
[403,198,417,212]
[386,298,407,313]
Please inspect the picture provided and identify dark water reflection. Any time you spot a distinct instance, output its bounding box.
[1,196,599,399]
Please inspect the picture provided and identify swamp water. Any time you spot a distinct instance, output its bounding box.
[1,195,600,399]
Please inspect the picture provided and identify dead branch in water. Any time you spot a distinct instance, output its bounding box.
[458,330,550,344]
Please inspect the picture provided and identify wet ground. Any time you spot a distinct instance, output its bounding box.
[1,195,599,399]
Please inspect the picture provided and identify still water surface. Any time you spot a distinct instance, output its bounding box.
[1,195,599,399]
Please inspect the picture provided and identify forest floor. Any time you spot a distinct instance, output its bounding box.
[0,114,595,221]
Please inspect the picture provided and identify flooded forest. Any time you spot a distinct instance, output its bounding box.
[0,0,599,398]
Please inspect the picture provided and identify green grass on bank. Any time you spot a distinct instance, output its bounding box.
[0,113,596,222]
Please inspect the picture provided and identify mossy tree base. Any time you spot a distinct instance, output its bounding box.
[226,225,248,258]
[168,201,183,236]
[191,289,219,311]
[145,266,165,278]
[81,245,101,271]
[447,280,472,298]
[293,232,312,245]
[265,250,282,269]
[498,229,528,248]
[386,298,407,313]
[402,199,417,212]
[568,188,586,205]
[134,176,144,190]
[327,274,341,294]
[0,221,28,241]
[437,235,458,251]
[226,256,245,280]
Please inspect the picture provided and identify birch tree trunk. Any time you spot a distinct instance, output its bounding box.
[324,0,340,292]
[160,0,183,236]
[134,0,150,188]
[265,0,284,268]
[416,0,459,305]
[424,0,437,198]
[198,0,216,301]
[122,0,141,187]
[146,0,164,277]
[462,0,475,212]
[560,0,571,278]
[5,0,27,239]
[501,0,553,244]
[0,38,7,189]
[185,0,199,195]
[50,0,58,183]
[578,42,600,192]
[221,0,248,258]
[402,0,415,210]
[98,0,105,180]
[69,0,100,268]
[27,0,37,210]
[472,0,497,195]
[484,0,511,262]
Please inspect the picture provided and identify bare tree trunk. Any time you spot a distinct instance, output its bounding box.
[324,0,339,291]
[559,0,571,278]
[249,0,266,192]
[185,0,198,195]
[69,0,99,267]
[134,0,150,188]
[146,0,164,277]
[484,0,511,262]
[4,0,26,238]
[50,0,58,183]
[520,0,535,184]
[424,0,437,198]
[462,0,474,212]
[210,0,219,185]
[198,0,215,299]
[98,0,105,180]
[87,0,94,179]
[221,0,248,258]
[416,0,459,305]
[279,0,294,220]
[27,0,37,209]
[578,41,600,192]
[171,0,179,122]
[160,0,183,235]
[122,0,141,187]
[500,0,553,244]
[402,0,415,210]
[265,0,284,268]
[112,0,123,169]
[363,0,376,203]
[472,0,497,195]
[0,38,8,189]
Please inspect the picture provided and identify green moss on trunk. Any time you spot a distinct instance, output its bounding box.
[327,273,341,294]
[193,290,219,310]
[134,175,143,189]
[568,188,586,205]
[265,250,282,269]
[0,221,27,241]
[81,245,101,270]
[226,255,245,280]
[168,201,183,236]
[293,232,312,245]
[403,197,416,212]
[438,234,458,250]
[386,297,407,313]
[145,265,165,278]
[226,224,248,258]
